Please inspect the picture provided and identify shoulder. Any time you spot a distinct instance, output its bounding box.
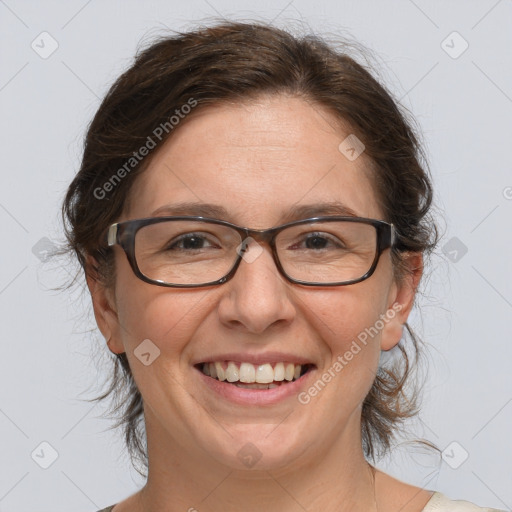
[95,507,116,512]
[422,492,506,512]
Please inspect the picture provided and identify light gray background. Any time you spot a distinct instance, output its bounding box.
[1,1,511,511]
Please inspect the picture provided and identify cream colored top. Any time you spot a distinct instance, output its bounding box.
[97,492,507,511]
[422,492,506,511]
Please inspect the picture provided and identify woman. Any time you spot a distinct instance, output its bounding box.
[62,21,504,512]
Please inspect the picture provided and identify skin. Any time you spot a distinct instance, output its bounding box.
[88,95,432,512]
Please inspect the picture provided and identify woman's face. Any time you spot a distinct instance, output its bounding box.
[92,95,417,472]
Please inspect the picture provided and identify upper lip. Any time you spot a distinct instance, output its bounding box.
[192,352,316,366]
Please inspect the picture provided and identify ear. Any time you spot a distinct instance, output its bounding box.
[380,252,423,351]
[85,256,125,355]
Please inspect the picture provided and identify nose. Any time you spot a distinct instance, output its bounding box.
[216,239,296,334]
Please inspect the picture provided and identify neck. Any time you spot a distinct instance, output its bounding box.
[136,412,378,512]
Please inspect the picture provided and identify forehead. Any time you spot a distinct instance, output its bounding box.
[123,95,382,226]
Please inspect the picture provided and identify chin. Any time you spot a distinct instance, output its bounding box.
[200,425,308,472]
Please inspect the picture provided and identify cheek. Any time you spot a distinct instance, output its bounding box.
[301,283,391,396]
[325,298,383,367]
[310,280,388,345]
[114,267,203,358]
[113,286,207,406]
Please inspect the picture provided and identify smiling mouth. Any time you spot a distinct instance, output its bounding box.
[195,361,315,389]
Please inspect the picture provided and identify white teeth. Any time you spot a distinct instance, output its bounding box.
[284,363,295,381]
[239,362,256,383]
[234,382,278,389]
[215,362,226,381]
[273,362,285,381]
[226,361,240,382]
[255,363,274,384]
[200,361,310,384]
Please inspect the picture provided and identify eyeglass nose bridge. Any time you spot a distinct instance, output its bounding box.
[222,226,290,284]
[234,227,281,264]
[236,226,280,252]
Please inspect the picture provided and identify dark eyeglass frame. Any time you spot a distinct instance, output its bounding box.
[105,215,396,288]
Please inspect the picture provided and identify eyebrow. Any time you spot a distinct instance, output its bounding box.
[150,201,359,224]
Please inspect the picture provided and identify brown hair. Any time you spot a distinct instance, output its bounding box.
[62,20,438,476]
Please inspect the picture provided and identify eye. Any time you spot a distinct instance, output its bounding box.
[291,232,346,251]
[303,234,331,250]
[166,233,220,251]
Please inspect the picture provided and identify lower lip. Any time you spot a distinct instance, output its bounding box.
[194,366,316,406]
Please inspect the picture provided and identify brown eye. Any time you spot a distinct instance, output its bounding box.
[167,233,217,251]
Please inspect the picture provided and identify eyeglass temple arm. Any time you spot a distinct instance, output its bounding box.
[388,224,396,248]
[107,224,119,247]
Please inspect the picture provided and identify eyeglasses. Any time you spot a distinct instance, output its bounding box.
[105,216,395,288]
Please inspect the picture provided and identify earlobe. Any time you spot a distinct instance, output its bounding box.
[380,253,423,352]
[85,258,125,355]
[380,302,405,351]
